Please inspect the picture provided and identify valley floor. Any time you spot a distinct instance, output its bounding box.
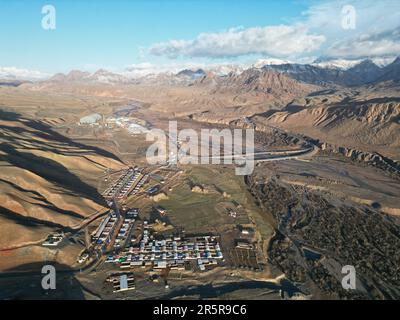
[1,86,399,300]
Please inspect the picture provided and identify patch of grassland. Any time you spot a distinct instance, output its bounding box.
[157,165,274,238]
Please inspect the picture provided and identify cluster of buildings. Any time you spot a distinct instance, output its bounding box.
[114,209,139,250]
[105,116,149,135]
[106,273,135,293]
[42,232,64,247]
[235,239,254,250]
[92,210,121,252]
[104,168,144,201]
[130,174,148,197]
[227,208,237,218]
[79,113,102,126]
[90,168,150,258]
[110,221,224,271]
[92,208,142,254]
[78,109,150,136]
[235,226,256,250]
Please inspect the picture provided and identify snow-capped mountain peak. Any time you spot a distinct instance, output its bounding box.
[252,58,292,69]
[312,56,397,70]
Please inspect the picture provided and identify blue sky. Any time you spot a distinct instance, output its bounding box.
[0,0,399,77]
[0,0,307,72]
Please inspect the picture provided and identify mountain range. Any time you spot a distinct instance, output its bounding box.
[20,56,399,89]
[264,57,400,86]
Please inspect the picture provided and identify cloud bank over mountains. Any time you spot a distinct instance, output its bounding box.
[149,0,400,62]
[327,27,400,59]
[0,67,50,81]
[150,25,325,59]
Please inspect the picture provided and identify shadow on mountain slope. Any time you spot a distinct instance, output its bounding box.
[0,109,122,163]
[0,262,85,300]
[25,119,122,162]
[0,143,105,207]
[0,206,70,230]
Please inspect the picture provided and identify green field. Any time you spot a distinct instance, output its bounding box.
[157,166,273,237]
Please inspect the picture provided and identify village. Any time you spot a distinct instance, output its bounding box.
[46,162,263,295]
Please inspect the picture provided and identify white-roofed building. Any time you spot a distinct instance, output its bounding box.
[79,113,102,125]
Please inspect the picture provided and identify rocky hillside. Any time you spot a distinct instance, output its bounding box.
[197,68,320,98]
[253,87,400,160]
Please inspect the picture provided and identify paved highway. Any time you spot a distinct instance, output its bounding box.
[185,144,318,163]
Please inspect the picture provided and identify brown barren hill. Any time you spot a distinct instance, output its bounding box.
[0,108,124,251]
[253,85,400,160]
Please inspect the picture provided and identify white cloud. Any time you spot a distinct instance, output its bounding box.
[145,0,399,63]
[327,27,400,59]
[304,0,400,36]
[0,67,50,80]
[304,0,400,59]
[149,25,325,59]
